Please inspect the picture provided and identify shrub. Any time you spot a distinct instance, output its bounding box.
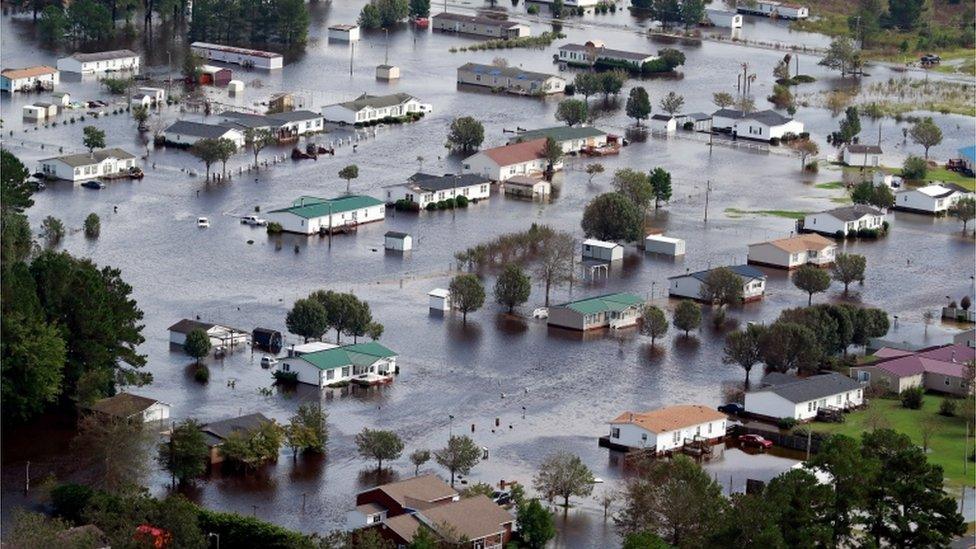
[961,296,971,310]
[425,202,437,211]
[194,365,210,383]
[266,222,283,234]
[527,4,539,13]
[83,213,100,239]
[804,161,819,173]
[272,370,298,384]
[834,230,846,239]
[51,483,94,523]
[901,386,924,409]
[902,155,928,180]
[799,132,810,139]
[444,197,457,209]
[793,75,816,83]
[881,221,889,232]
[564,83,575,95]
[939,398,957,417]
[456,195,469,208]
[778,417,798,430]
[683,121,694,130]
[769,137,781,146]
[857,228,879,238]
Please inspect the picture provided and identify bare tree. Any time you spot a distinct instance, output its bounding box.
[919,415,941,453]
[534,232,575,307]
[74,414,154,494]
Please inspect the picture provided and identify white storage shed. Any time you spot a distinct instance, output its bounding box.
[644,235,685,256]
[385,231,413,251]
[582,239,623,262]
[428,288,451,311]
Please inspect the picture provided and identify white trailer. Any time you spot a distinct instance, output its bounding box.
[644,235,685,256]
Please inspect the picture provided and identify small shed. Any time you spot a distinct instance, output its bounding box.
[252,327,283,352]
[385,231,413,251]
[22,105,46,119]
[200,65,233,86]
[504,175,550,198]
[649,114,677,133]
[428,288,451,311]
[90,392,171,422]
[228,80,244,95]
[376,64,400,81]
[582,239,623,262]
[644,235,685,256]
[33,102,58,117]
[130,93,152,109]
[52,91,71,106]
[329,24,361,41]
[268,92,294,113]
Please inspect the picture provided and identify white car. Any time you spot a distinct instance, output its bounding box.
[241,215,268,226]
[260,356,278,368]
[197,217,210,228]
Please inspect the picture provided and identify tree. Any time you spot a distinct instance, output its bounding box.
[310,290,364,344]
[819,37,863,77]
[735,95,755,115]
[573,73,601,101]
[648,167,672,209]
[245,128,275,169]
[338,165,359,194]
[712,92,734,108]
[699,267,743,307]
[132,105,150,132]
[809,434,875,546]
[581,192,642,242]
[838,106,861,144]
[723,323,765,387]
[82,125,106,154]
[355,428,403,471]
[658,48,686,71]
[909,117,942,159]
[763,469,835,547]
[448,274,485,324]
[190,138,222,182]
[183,329,212,365]
[39,5,69,44]
[533,451,595,507]
[658,91,684,115]
[434,434,481,486]
[788,139,819,169]
[680,0,705,29]
[885,0,927,30]
[599,70,626,101]
[673,299,701,336]
[286,402,328,457]
[158,419,209,485]
[585,163,605,184]
[950,197,976,232]
[623,532,672,549]
[613,169,653,212]
[555,99,588,127]
[408,0,430,18]
[215,137,237,179]
[773,54,793,81]
[792,265,831,305]
[640,305,668,347]
[408,527,438,549]
[534,231,575,306]
[343,298,374,343]
[447,116,484,151]
[367,321,384,341]
[285,298,328,342]
[517,499,556,549]
[902,155,928,180]
[358,0,408,27]
[494,264,531,313]
[615,455,726,547]
[40,216,65,248]
[626,86,651,126]
[831,253,866,295]
[358,2,382,27]
[409,449,431,475]
[1,313,66,422]
[1,151,34,215]
[758,321,821,374]
[850,181,894,209]
[7,510,79,548]
[83,213,101,239]
[76,414,153,494]
[219,420,284,471]
[542,136,563,177]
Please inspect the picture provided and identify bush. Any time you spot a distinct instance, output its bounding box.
[778,417,798,430]
[902,155,928,180]
[266,222,283,234]
[194,365,210,383]
[197,508,312,548]
[456,195,469,208]
[273,370,298,384]
[51,483,94,523]
[527,4,539,13]
[444,197,457,209]
[901,386,924,409]
[564,83,575,95]
[804,161,819,173]
[881,221,889,232]
[769,137,781,146]
[939,398,957,417]
[683,121,694,130]
[425,202,437,211]
[857,228,879,239]
[793,75,816,83]
[83,213,100,239]
[834,230,846,240]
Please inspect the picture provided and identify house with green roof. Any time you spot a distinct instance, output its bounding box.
[507,126,608,154]
[278,341,399,387]
[265,195,385,235]
[547,292,645,331]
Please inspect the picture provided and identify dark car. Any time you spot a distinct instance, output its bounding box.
[718,403,744,415]
[81,180,105,190]
[491,491,512,506]
[738,434,773,449]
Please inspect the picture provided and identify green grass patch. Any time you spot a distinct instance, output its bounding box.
[841,165,975,191]
[830,196,853,204]
[815,181,845,190]
[811,394,975,489]
[724,208,807,220]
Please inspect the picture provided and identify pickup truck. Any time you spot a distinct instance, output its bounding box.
[241,215,268,226]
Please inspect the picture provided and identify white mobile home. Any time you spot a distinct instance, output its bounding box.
[668,265,766,302]
[842,144,883,167]
[277,342,398,387]
[606,405,727,451]
[644,235,685,256]
[266,195,385,235]
[384,173,491,209]
[90,392,171,423]
[649,114,678,134]
[162,120,246,148]
[737,0,809,19]
[711,108,804,141]
[1,66,59,93]
[22,105,46,120]
[894,183,973,215]
[802,204,886,237]
[456,63,566,96]
[432,12,530,38]
[547,293,644,331]
[463,139,561,182]
[168,319,249,347]
[190,42,283,69]
[581,239,623,262]
[57,50,140,74]
[322,93,432,125]
[744,373,864,421]
[557,42,658,68]
[747,234,837,269]
[703,8,743,28]
[507,126,607,154]
[38,148,137,182]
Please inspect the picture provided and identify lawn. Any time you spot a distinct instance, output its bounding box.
[840,165,976,192]
[811,394,975,489]
[815,181,846,190]
[724,208,808,220]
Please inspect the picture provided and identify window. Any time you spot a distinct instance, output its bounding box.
[672,431,680,444]
[327,369,335,380]
[707,423,712,434]
[282,363,291,371]
[342,366,351,377]
[611,427,619,438]
[945,377,950,386]
[641,433,647,442]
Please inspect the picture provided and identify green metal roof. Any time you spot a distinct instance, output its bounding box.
[557,292,644,315]
[268,195,383,219]
[297,342,397,371]
[513,126,606,143]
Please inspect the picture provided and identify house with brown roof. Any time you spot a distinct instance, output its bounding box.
[462,139,563,182]
[88,392,171,422]
[601,404,727,452]
[1,66,59,93]
[354,474,460,526]
[167,318,249,348]
[850,343,975,396]
[199,413,273,464]
[369,495,514,548]
[747,233,837,269]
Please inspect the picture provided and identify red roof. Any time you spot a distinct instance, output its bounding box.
[872,343,972,379]
[481,138,547,167]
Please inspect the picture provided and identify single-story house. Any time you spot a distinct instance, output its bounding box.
[507,126,607,154]
[1,66,59,93]
[605,405,727,452]
[266,195,385,235]
[703,8,743,28]
[89,392,171,422]
[801,204,886,237]
[384,172,491,209]
[547,292,644,331]
[744,372,864,421]
[737,0,808,19]
[711,108,804,140]
[221,110,324,140]
[200,413,273,464]
[277,341,398,387]
[557,41,657,68]
[432,12,530,38]
[38,148,137,182]
[130,93,153,109]
[168,318,249,347]
[503,175,550,198]
[955,329,975,349]
[328,23,361,41]
[747,233,837,269]
[456,63,566,96]
[675,112,713,132]
[162,120,246,148]
[371,495,514,549]
[668,264,767,302]
[190,42,283,70]
[842,144,883,167]
[385,231,412,251]
[894,183,973,215]
[851,343,974,396]
[322,93,432,125]
[581,239,623,262]
[463,138,562,182]
[354,475,460,526]
[57,50,140,74]
[649,114,678,133]
[644,235,685,256]
[872,170,903,189]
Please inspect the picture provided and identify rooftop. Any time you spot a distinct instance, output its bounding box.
[268,195,384,219]
[190,42,282,59]
[754,372,863,404]
[669,264,766,282]
[432,11,525,28]
[329,23,359,30]
[90,392,163,419]
[168,318,218,334]
[295,342,397,371]
[820,204,884,222]
[201,413,272,444]
[41,148,136,167]
[846,144,883,154]
[330,92,419,112]
[511,125,606,143]
[364,474,458,508]
[419,495,513,541]
[554,292,644,315]
[65,50,138,62]
[476,138,548,167]
[610,404,727,433]
[457,63,562,82]
[165,120,238,139]
[583,238,621,249]
[906,183,971,198]
[2,65,58,79]
[406,172,491,192]
[712,108,795,126]
[750,233,835,253]
[558,43,656,62]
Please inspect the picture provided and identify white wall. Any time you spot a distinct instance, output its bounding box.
[39,156,136,182]
[843,149,882,167]
[385,182,490,209]
[744,391,798,419]
[266,204,386,235]
[142,403,171,422]
[57,55,140,74]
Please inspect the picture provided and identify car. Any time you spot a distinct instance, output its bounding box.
[241,215,268,226]
[197,217,210,228]
[128,166,145,179]
[81,180,105,190]
[27,176,45,191]
[718,403,745,415]
[260,356,278,368]
[738,434,773,450]
[491,491,512,505]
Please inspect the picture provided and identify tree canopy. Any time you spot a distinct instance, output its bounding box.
[581,192,643,241]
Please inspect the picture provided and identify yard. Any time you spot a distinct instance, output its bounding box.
[840,165,976,192]
[811,394,975,489]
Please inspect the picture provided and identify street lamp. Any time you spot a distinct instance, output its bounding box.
[207,533,220,549]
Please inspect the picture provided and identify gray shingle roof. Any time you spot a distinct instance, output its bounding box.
[433,11,524,28]
[68,49,138,62]
[457,63,560,82]
[332,93,419,112]
[221,111,277,129]
[559,43,655,62]
[201,413,271,445]
[846,144,883,154]
[756,372,863,404]
[407,172,491,192]
[42,148,135,167]
[511,126,606,143]
[823,204,884,222]
[268,109,322,123]
[712,108,794,126]
[669,264,766,282]
[168,318,217,334]
[165,120,237,139]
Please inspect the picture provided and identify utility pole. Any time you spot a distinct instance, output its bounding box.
[383,28,389,65]
[704,180,711,223]
[349,42,355,76]
[328,201,333,247]
[452,175,458,221]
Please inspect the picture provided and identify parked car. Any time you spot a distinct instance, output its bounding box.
[920,53,941,65]
[197,217,210,228]
[241,215,268,226]
[738,434,773,450]
[81,180,105,189]
[260,356,278,368]
[491,491,511,505]
[718,403,744,415]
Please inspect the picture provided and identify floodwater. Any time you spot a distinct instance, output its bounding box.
[2,1,974,546]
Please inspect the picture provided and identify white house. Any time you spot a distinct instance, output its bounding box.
[57,50,140,74]
[737,0,809,19]
[747,234,837,269]
[507,126,607,154]
[190,42,283,69]
[504,175,551,198]
[266,110,325,137]
[547,292,644,331]
[711,108,804,141]
[842,144,883,167]
[38,149,137,182]
[322,93,432,125]
[1,66,59,93]
[432,12,530,38]
[802,204,886,237]
[266,195,385,235]
[582,239,623,262]
[457,63,566,96]
[872,170,903,189]
[130,93,152,109]
[463,139,562,182]
[744,373,864,421]
[557,42,657,68]
[644,235,685,256]
[168,319,249,347]
[384,173,491,209]
[131,86,165,108]
[90,392,171,422]
[32,102,58,118]
[704,8,743,28]
[526,0,600,7]
[668,265,767,302]
[328,24,361,41]
[52,91,71,106]
[162,120,246,148]
[649,114,678,134]
[384,231,412,251]
[276,342,398,387]
[428,288,451,311]
[894,183,973,215]
[606,405,727,452]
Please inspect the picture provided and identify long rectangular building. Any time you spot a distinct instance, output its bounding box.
[190,42,284,70]
[57,50,140,74]
[432,12,530,38]
[266,195,385,234]
[1,66,59,93]
[457,63,565,96]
